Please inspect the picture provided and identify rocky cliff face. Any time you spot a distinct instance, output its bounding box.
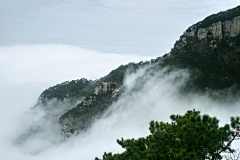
[196,16,240,41]
[59,82,119,137]
[35,61,149,138]
[166,6,240,91]
[175,16,240,50]
[37,78,94,105]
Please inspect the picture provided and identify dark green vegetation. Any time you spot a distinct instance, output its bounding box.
[39,60,159,103]
[186,5,240,31]
[164,36,240,91]
[56,61,162,136]
[162,5,240,92]
[96,109,240,160]
[59,82,118,132]
[39,78,93,102]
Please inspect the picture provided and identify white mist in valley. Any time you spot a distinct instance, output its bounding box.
[0,44,240,160]
[0,44,152,86]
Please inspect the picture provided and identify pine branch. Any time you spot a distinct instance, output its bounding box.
[218,133,239,155]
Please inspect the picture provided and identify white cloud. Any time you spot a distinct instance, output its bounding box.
[0,44,152,86]
[1,59,240,160]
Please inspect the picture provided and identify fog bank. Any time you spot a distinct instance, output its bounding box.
[0,44,152,86]
[0,45,240,160]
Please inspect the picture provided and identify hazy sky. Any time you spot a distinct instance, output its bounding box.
[0,0,239,55]
[1,2,240,159]
[0,44,152,86]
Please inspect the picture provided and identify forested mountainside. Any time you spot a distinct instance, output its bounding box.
[36,5,240,137]
[164,5,240,91]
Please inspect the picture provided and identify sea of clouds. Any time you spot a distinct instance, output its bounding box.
[0,44,240,160]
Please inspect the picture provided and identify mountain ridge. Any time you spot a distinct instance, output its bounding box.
[36,5,240,137]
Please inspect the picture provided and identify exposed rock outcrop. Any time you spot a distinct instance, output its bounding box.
[167,7,240,92]
[59,82,118,137]
[184,16,240,42]
[94,82,117,95]
[174,15,240,53]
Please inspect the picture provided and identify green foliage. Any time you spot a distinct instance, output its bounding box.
[101,64,130,85]
[40,59,159,103]
[59,85,116,131]
[40,78,93,101]
[47,60,161,135]
[186,5,240,32]
[163,32,240,92]
[101,60,158,86]
[97,109,240,160]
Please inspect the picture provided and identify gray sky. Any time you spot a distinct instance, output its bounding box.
[0,0,239,56]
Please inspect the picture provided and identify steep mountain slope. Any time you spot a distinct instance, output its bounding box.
[36,6,240,137]
[163,6,240,91]
[37,60,161,137]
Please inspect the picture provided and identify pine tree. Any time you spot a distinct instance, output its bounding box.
[96,109,240,160]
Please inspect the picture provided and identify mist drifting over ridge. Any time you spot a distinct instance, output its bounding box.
[2,6,240,159]
[0,44,153,159]
[1,44,240,160]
